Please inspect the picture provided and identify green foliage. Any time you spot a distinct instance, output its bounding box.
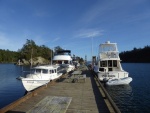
[119,45,150,63]
[18,39,53,60]
[54,46,63,54]
[0,39,53,63]
[0,49,18,63]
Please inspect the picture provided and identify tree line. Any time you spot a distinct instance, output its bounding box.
[0,39,53,63]
[0,39,84,63]
[119,45,150,63]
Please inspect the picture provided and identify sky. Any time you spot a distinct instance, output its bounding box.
[0,0,150,61]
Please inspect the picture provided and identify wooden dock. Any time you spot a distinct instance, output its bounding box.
[0,65,120,113]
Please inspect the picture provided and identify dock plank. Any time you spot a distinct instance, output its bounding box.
[27,96,72,113]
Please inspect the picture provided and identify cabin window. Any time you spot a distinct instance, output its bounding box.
[52,70,54,73]
[108,60,112,67]
[31,69,35,74]
[54,69,56,73]
[43,69,48,74]
[108,68,112,71]
[64,60,68,64]
[36,69,41,73]
[49,70,52,74]
[100,61,107,67]
[99,68,104,71]
[58,61,62,64]
[113,60,117,67]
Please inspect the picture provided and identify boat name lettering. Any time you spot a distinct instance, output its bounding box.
[27,81,34,83]
[102,75,115,77]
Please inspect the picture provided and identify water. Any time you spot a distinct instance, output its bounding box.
[0,63,150,113]
[0,64,29,108]
[105,63,150,113]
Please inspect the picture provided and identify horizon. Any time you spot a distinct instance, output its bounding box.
[0,0,150,61]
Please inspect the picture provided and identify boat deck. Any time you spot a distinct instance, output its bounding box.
[1,66,116,113]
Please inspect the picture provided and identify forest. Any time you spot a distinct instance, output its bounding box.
[119,46,150,63]
[0,39,53,63]
[0,39,84,63]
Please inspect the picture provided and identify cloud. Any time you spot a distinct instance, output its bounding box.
[75,29,104,38]
[80,1,114,24]
[52,37,60,43]
[80,0,146,25]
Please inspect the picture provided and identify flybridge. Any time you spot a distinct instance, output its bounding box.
[99,41,118,52]
[56,50,71,55]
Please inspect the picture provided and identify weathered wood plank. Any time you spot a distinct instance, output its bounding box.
[27,96,72,113]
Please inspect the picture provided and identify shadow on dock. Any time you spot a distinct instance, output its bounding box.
[82,69,110,113]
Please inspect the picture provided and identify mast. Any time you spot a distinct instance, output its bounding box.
[51,48,52,65]
[30,48,33,69]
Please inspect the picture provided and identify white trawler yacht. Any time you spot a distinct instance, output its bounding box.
[21,65,62,91]
[53,50,75,72]
[94,41,132,85]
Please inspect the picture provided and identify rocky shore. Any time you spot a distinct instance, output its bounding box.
[16,56,50,66]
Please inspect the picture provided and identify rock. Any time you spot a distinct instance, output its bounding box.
[16,56,50,66]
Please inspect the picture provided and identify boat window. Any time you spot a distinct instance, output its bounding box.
[100,61,107,67]
[31,69,35,74]
[49,70,52,74]
[42,69,48,74]
[58,61,62,64]
[52,70,54,73]
[36,69,41,73]
[108,68,112,71]
[113,60,117,67]
[108,60,112,67]
[64,60,68,64]
[99,68,104,71]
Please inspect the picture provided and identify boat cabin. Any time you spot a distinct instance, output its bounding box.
[53,50,73,65]
[99,60,122,72]
[31,66,57,75]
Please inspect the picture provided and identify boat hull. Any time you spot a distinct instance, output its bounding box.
[106,77,132,85]
[22,79,50,91]
[98,71,129,81]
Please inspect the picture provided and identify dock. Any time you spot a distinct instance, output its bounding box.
[0,65,120,113]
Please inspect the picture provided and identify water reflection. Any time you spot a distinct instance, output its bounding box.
[105,85,134,113]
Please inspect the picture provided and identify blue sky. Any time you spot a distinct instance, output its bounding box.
[0,0,150,60]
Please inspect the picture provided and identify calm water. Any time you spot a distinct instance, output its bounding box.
[105,63,150,113]
[0,63,150,113]
[0,64,29,108]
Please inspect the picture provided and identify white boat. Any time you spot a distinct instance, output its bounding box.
[21,65,63,91]
[53,50,75,72]
[94,41,132,82]
[106,77,133,85]
[22,78,50,91]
